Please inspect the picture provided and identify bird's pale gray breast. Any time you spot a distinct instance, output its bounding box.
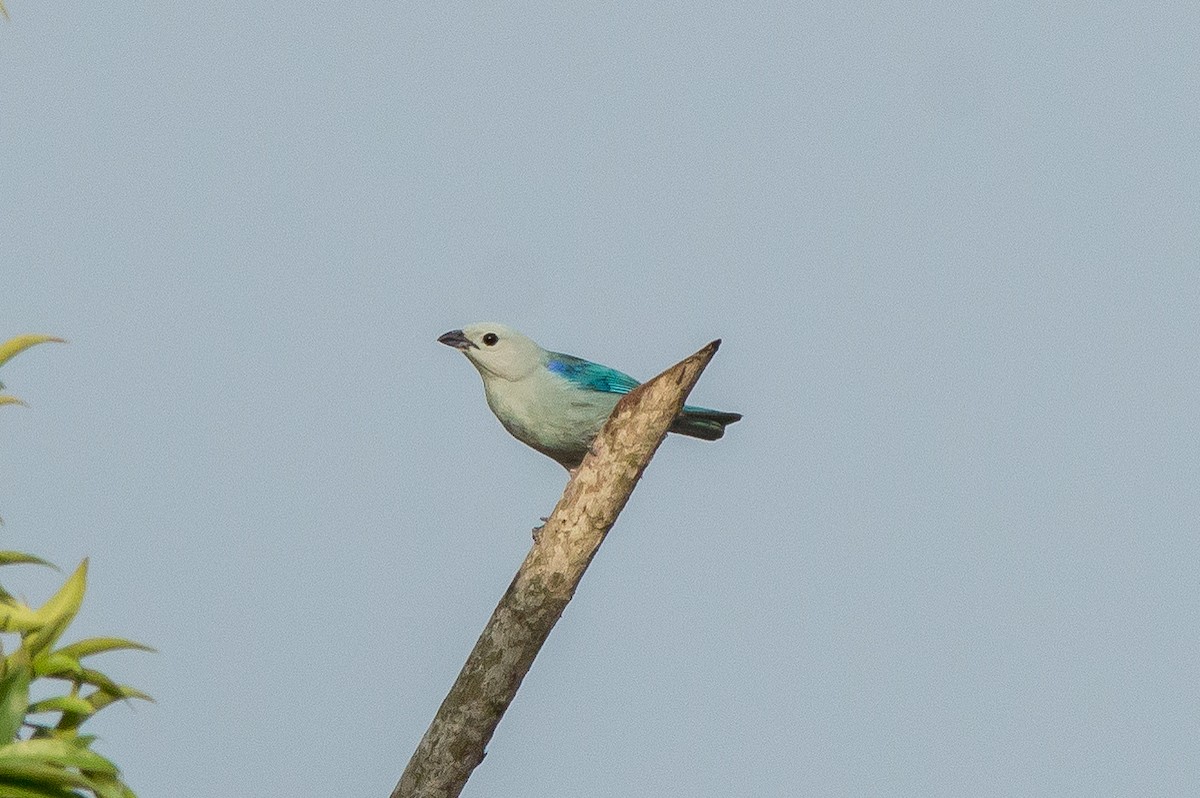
[483,370,619,465]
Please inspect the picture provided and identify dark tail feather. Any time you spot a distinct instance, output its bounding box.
[670,405,743,441]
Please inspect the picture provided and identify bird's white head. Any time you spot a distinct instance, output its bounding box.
[437,322,546,382]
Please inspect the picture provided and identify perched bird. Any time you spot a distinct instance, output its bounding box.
[438,323,741,471]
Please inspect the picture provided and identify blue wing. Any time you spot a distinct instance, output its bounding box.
[546,352,641,395]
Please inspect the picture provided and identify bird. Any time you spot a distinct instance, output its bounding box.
[437,322,741,472]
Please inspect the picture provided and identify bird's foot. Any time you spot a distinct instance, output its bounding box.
[532,517,549,543]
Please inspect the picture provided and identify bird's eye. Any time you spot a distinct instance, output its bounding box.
[482,333,499,346]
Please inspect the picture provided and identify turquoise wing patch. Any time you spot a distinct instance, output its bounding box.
[546,352,641,395]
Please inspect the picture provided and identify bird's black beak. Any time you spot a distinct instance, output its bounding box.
[437,329,477,350]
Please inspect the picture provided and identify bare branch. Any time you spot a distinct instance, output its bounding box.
[393,340,722,798]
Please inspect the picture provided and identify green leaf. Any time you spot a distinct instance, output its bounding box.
[0,780,81,798]
[87,771,135,798]
[22,561,88,657]
[0,601,42,634]
[27,696,95,718]
[51,638,156,660]
[0,761,97,790]
[52,675,152,736]
[31,652,83,680]
[0,738,119,777]
[74,668,122,696]
[0,649,31,743]
[0,336,66,370]
[86,684,154,710]
[55,680,152,734]
[0,395,28,408]
[0,552,57,569]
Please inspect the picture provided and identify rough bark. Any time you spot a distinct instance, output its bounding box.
[392,340,722,798]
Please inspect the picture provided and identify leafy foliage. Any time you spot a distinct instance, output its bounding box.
[0,335,66,407]
[0,560,153,798]
[1,335,152,797]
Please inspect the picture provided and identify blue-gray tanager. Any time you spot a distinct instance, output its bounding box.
[438,323,742,471]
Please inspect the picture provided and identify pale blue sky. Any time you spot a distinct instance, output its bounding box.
[2,3,1198,796]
